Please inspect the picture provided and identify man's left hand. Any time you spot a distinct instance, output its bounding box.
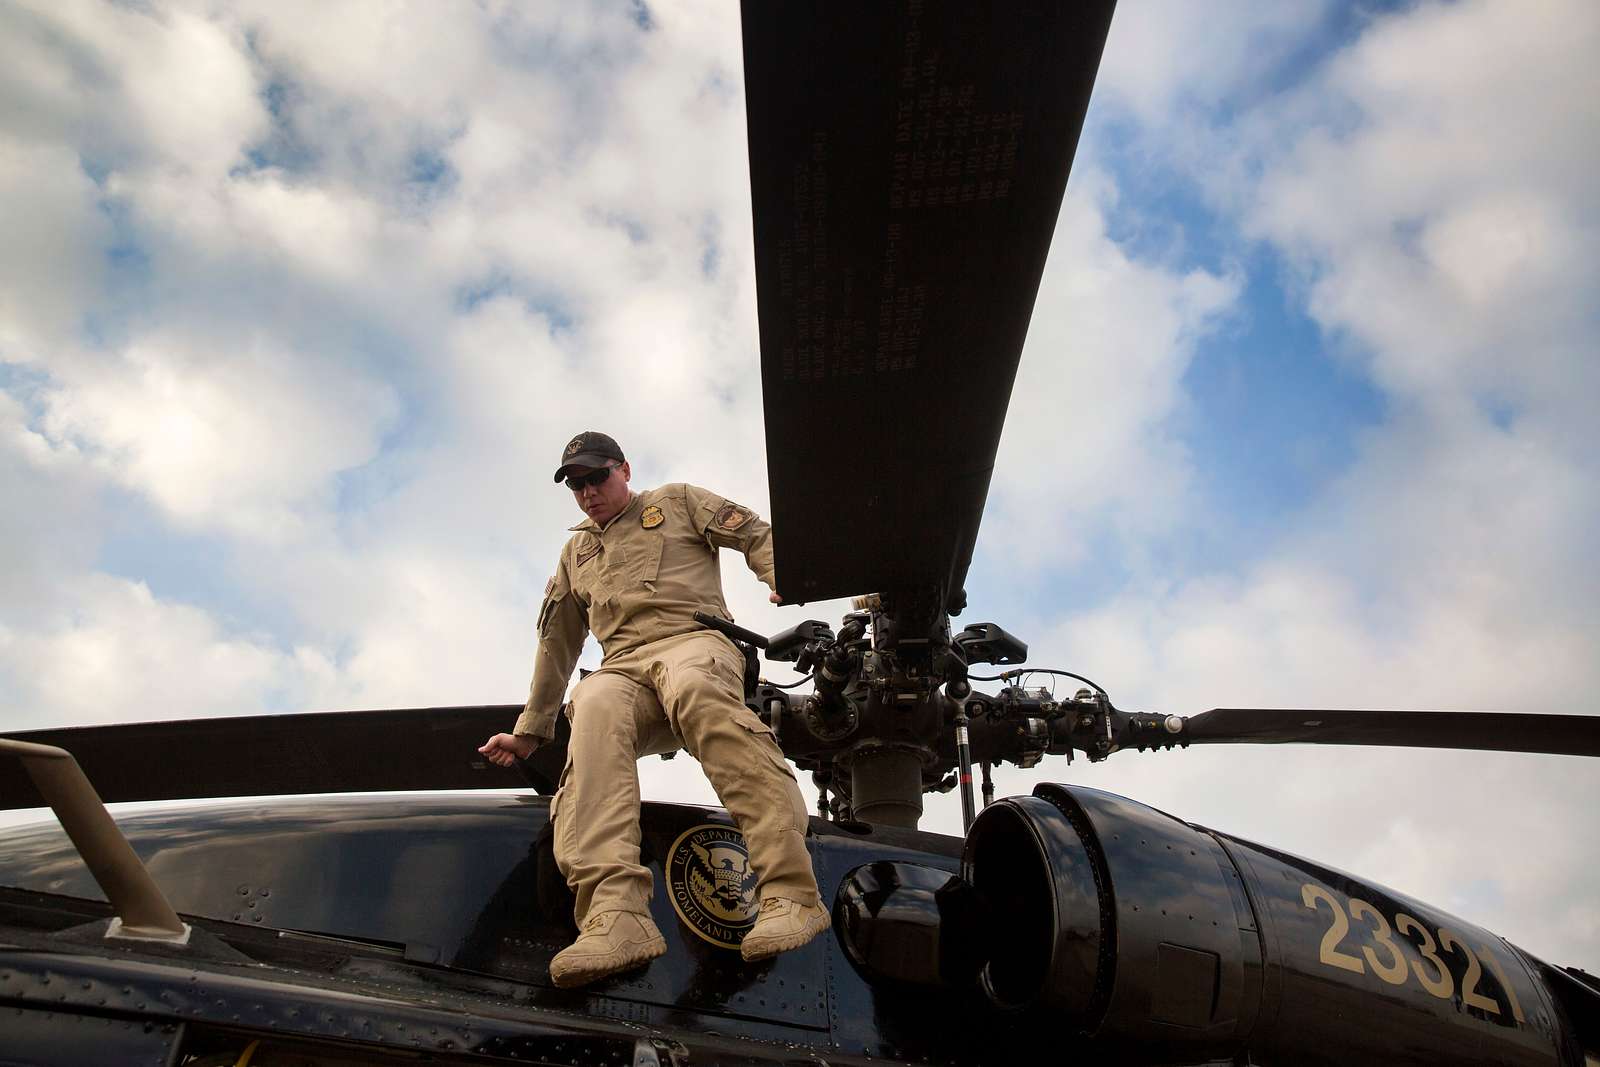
[769,591,782,604]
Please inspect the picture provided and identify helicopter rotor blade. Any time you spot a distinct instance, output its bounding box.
[1179,708,1600,758]
[743,1,1117,605]
[0,707,571,811]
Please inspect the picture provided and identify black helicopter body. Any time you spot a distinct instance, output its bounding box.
[3,770,1596,1066]
[4,2,1599,1065]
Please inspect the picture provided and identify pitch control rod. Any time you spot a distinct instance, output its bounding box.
[954,703,976,831]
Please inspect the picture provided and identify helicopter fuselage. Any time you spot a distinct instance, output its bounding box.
[1,785,1592,1065]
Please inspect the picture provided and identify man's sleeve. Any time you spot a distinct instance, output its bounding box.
[513,550,588,739]
[684,484,775,591]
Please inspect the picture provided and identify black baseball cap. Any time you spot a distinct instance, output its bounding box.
[553,431,626,482]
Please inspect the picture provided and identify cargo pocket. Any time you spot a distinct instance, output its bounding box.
[729,711,808,833]
[705,641,746,692]
[537,569,573,637]
[550,759,576,868]
[549,760,572,820]
[731,709,795,779]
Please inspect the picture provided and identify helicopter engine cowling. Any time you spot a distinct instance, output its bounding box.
[963,783,1573,1067]
[962,784,1257,1062]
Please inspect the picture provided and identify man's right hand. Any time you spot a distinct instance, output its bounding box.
[479,733,541,767]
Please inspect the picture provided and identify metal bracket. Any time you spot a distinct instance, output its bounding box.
[1,737,191,946]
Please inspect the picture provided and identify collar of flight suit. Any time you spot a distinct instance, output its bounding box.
[568,490,643,533]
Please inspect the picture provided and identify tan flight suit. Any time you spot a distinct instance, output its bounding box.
[513,484,817,924]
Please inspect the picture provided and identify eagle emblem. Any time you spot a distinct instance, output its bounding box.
[715,503,751,531]
[667,823,759,949]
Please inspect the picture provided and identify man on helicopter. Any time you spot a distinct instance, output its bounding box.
[478,431,827,987]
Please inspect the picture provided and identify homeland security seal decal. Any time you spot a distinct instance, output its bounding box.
[667,823,758,949]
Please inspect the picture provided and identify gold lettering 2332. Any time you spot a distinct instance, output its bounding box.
[1298,882,1522,1023]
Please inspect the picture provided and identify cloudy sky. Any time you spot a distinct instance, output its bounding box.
[2,1,1596,967]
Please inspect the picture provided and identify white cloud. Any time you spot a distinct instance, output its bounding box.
[0,2,266,356]
[0,139,108,359]
[0,573,342,731]
[0,391,104,612]
[0,2,265,175]
[986,168,1241,572]
[35,329,400,539]
[1245,0,1600,417]
[1096,0,1334,125]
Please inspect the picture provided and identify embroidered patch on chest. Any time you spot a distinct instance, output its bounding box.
[641,505,664,529]
[715,503,751,531]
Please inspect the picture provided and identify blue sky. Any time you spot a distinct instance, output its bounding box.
[1,1,1596,967]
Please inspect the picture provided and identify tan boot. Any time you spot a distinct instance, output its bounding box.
[549,911,667,988]
[740,897,831,962]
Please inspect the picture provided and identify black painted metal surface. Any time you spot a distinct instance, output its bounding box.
[0,794,984,1064]
[0,946,768,1066]
[835,860,984,988]
[960,785,1258,1061]
[0,1005,182,1067]
[0,795,829,1031]
[961,792,1107,1020]
[954,782,1579,1066]
[744,0,1116,605]
[1061,785,1261,1058]
[0,705,570,810]
[1183,707,1600,758]
[1221,832,1565,1067]
[0,787,1586,1065]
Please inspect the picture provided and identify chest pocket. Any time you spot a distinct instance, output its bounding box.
[628,530,664,584]
[571,537,608,605]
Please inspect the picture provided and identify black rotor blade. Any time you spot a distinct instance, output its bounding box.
[743,1,1117,605]
[1181,708,1600,758]
[0,706,571,811]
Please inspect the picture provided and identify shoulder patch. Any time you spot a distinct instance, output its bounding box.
[715,503,752,531]
[641,504,664,529]
[544,575,556,598]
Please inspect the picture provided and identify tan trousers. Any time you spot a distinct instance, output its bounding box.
[550,629,818,923]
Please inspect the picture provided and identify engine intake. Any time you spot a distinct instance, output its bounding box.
[962,784,1261,1062]
[960,791,1109,1022]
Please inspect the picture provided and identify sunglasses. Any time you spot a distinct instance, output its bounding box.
[564,465,616,492]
